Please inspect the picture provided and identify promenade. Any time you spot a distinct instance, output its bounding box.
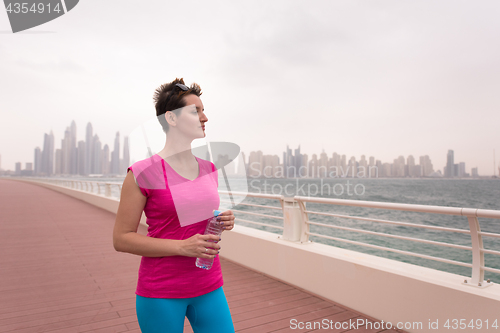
[0,178,402,333]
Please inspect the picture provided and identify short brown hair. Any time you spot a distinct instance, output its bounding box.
[153,78,202,133]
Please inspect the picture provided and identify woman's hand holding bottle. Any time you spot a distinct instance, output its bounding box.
[216,210,235,232]
[178,233,220,258]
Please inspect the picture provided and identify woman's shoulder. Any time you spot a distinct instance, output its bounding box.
[128,155,164,183]
[195,157,217,172]
[129,154,162,170]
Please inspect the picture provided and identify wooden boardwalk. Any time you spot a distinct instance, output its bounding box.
[0,178,403,333]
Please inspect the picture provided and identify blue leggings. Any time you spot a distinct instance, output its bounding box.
[136,287,235,333]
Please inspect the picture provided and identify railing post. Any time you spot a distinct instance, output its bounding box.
[282,197,303,241]
[281,197,309,243]
[297,199,309,243]
[467,216,485,286]
[105,183,111,197]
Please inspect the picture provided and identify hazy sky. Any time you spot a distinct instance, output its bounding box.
[1,0,499,174]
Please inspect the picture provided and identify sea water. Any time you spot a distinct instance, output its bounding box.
[236,178,500,283]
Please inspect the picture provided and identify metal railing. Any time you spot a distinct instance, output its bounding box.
[293,196,500,288]
[20,177,500,288]
[32,178,123,198]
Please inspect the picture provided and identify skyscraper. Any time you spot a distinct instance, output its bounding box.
[86,123,93,175]
[78,141,86,175]
[70,120,77,175]
[445,150,454,178]
[93,135,102,174]
[248,150,263,178]
[122,136,130,175]
[111,132,120,174]
[419,155,434,177]
[41,131,54,175]
[102,144,110,175]
[319,150,328,178]
[62,127,71,174]
[407,155,415,177]
[34,147,42,175]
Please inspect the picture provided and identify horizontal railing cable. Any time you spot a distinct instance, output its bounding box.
[235,217,284,230]
[232,210,283,220]
[304,210,471,234]
[306,221,473,251]
[306,232,473,268]
[220,200,283,211]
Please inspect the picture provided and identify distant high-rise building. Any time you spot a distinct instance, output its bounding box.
[262,154,280,178]
[340,155,347,175]
[319,150,328,178]
[330,152,341,175]
[111,132,120,174]
[102,144,110,175]
[382,163,392,177]
[368,156,376,178]
[375,160,382,178]
[93,135,102,174]
[301,154,308,177]
[358,155,368,177]
[392,156,405,177]
[34,147,42,175]
[281,145,304,178]
[248,150,263,178]
[62,127,71,174]
[86,123,93,175]
[70,120,77,175]
[445,150,454,178]
[41,131,54,175]
[78,141,86,175]
[407,155,415,177]
[471,167,479,178]
[55,149,62,174]
[294,146,303,176]
[122,136,130,174]
[15,162,21,175]
[308,154,318,178]
[419,155,434,177]
[458,162,466,178]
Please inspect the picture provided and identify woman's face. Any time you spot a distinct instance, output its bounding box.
[175,94,207,139]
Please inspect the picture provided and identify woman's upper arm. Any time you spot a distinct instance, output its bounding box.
[113,170,147,246]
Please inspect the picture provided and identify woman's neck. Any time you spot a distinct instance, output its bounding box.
[157,134,195,164]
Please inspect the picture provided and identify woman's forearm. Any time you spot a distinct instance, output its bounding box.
[114,232,182,257]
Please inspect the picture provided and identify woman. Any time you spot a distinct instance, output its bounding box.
[113,78,236,333]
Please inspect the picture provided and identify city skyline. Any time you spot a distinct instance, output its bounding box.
[1,117,496,178]
[3,120,130,177]
[244,146,489,179]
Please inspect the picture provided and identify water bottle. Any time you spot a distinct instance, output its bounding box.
[196,210,222,270]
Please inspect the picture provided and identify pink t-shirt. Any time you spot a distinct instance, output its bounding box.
[127,154,222,298]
